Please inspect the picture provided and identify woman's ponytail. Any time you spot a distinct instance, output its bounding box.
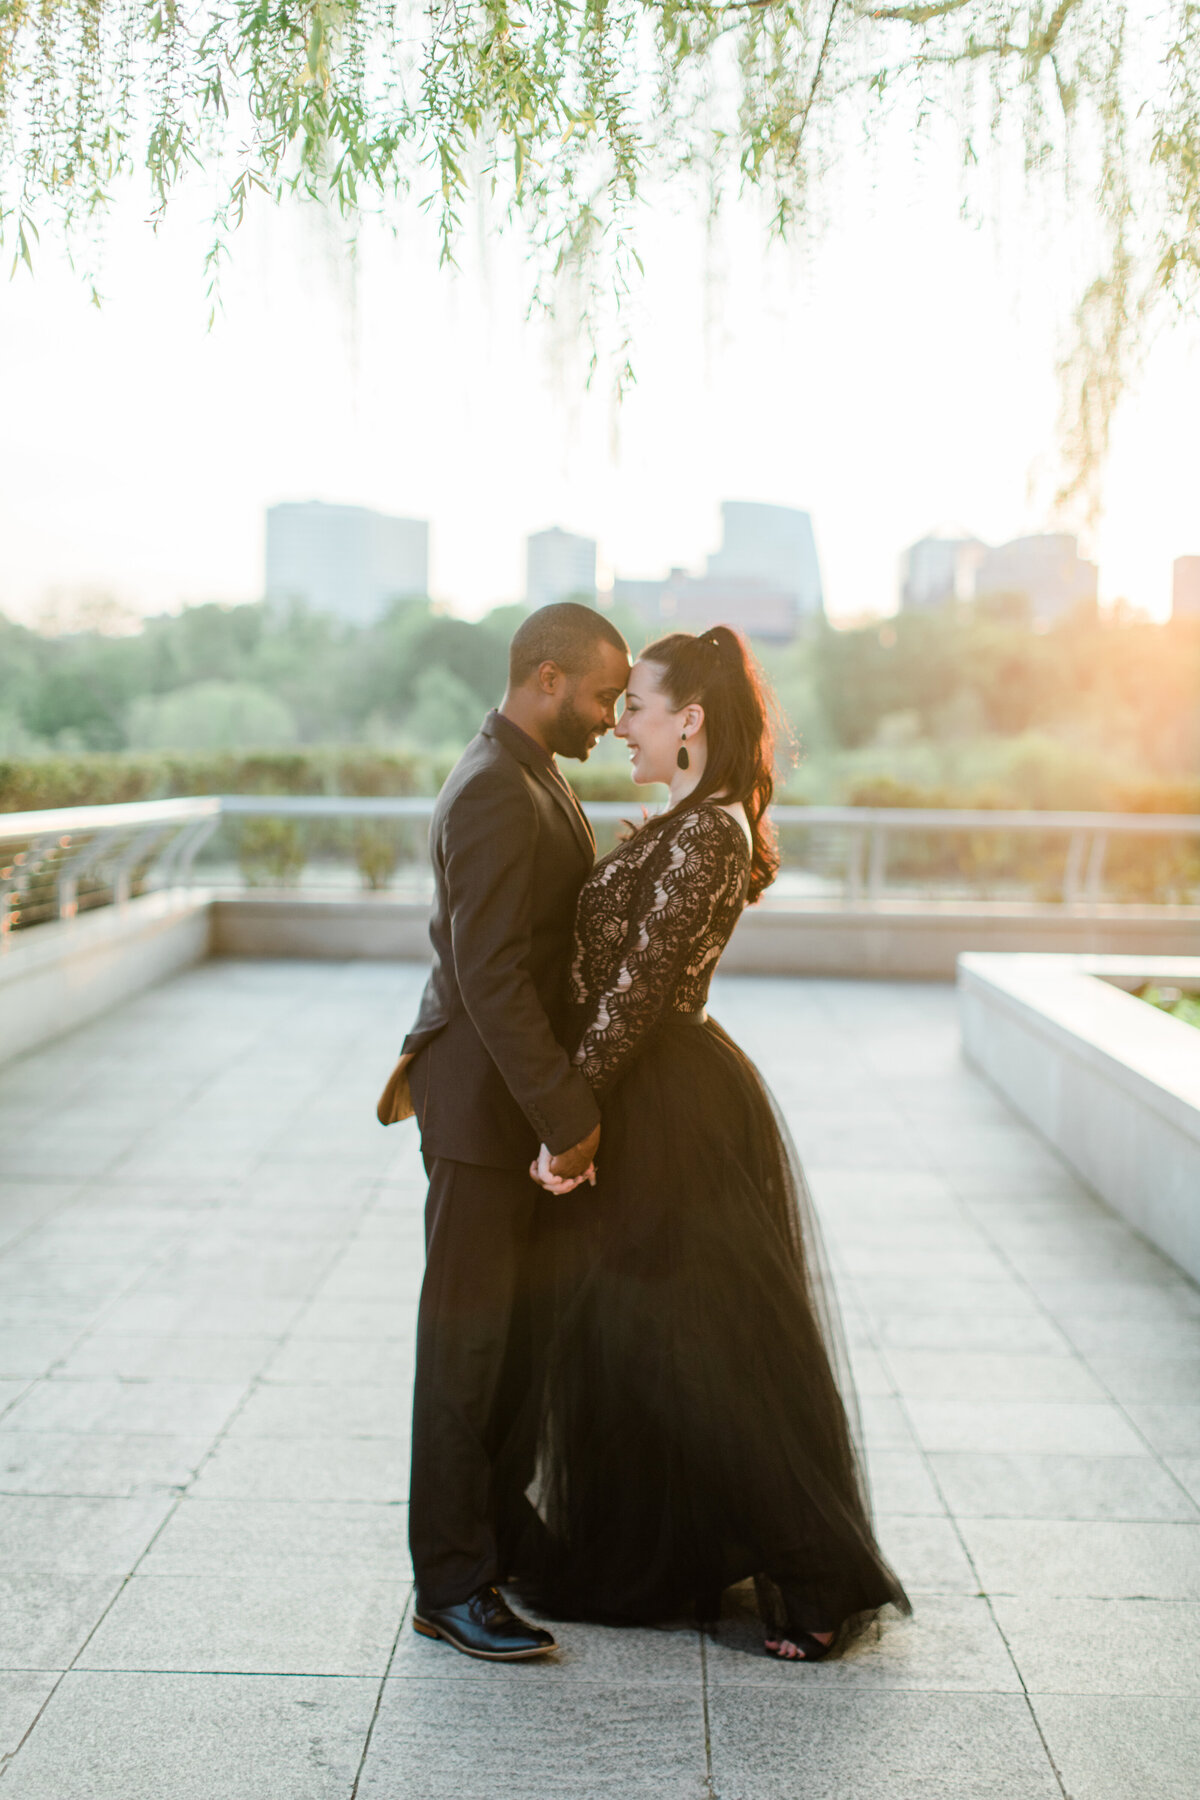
[639,626,782,903]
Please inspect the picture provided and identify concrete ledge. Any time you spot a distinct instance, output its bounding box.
[210,891,1200,979]
[209,894,434,960]
[958,952,1200,1284]
[728,899,1200,978]
[0,890,212,1068]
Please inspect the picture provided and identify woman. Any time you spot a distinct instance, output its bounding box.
[523,625,908,1660]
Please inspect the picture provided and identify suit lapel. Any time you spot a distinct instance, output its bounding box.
[482,711,596,864]
[529,758,596,863]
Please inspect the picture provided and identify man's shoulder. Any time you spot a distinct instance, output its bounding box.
[436,733,536,822]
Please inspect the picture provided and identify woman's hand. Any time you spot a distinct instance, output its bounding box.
[529,1143,596,1194]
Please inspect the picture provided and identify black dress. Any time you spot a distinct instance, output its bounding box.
[522,800,909,1638]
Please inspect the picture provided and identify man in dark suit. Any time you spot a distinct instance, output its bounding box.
[403,602,631,1660]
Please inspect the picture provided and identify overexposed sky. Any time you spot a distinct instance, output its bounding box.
[2,119,1197,627]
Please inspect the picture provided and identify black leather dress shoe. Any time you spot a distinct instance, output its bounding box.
[413,1584,557,1661]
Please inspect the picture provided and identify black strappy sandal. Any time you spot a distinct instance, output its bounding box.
[763,1627,836,1662]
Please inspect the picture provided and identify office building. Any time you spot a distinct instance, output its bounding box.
[973,534,1098,624]
[706,501,824,623]
[612,501,824,643]
[613,569,801,642]
[1172,556,1200,618]
[265,502,428,624]
[525,528,597,609]
[899,529,1098,624]
[900,534,987,611]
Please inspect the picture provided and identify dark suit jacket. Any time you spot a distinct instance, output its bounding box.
[402,710,602,1171]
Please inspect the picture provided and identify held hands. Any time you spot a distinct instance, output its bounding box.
[530,1144,595,1194]
[529,1124,601,1194]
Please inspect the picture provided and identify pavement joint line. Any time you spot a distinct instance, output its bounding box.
[30,1173,393,1701]
[348,1582,412,1797]
[939,1126,1200,1519]
[846,1263,1071,1795]
[0,1138,415,1791]
[0,1381,34,1425]
[699,1627,717,1800]
[869,1047,1195,1794]
[2,970,1197,1790]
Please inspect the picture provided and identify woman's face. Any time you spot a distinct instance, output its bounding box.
[615,659,700,786]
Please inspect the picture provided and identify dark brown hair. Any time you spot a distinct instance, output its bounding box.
[639,625,781,903]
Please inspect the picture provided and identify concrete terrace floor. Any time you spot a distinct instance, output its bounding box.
[0,963,1197,1799]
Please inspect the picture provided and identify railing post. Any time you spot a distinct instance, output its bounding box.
[1063,830,1087,904]
[867,826,888,903]
[174,815,222,888]
[108,825,169,908]
[846,824,866,905]
[1084,831,1108,905]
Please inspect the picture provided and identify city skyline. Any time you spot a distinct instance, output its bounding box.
[1,125,1198,630]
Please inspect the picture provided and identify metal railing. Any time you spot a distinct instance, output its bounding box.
[3,796,1198,942]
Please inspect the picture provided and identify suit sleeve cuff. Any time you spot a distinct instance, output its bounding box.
[534,1073,602,1156]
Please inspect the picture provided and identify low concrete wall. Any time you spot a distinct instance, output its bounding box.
[731,900,1200,978]
[959,952,1200,1284]
[209,891,1200,979]
[210,895,433,960]
[0,891,212,1069]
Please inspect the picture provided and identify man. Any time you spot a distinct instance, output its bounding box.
[402,602,631,1660]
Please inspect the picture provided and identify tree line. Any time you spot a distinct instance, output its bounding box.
[0,597,1196,815]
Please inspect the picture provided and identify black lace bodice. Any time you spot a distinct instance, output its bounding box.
[569,802,752,1096]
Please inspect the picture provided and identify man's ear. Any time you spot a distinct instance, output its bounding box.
[536,660,563,695]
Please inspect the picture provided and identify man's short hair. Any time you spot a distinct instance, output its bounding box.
[508,602,629,687]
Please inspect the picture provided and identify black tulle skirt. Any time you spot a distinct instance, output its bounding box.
[518,1014,909,1638]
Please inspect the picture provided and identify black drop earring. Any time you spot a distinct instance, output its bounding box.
[677,733,690,772]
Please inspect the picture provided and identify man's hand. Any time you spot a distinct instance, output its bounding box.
[549,1124,600,1182]
[530,1144,595,1194]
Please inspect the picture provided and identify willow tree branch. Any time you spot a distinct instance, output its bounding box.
[865,0,975,24]
[797,0,844,147]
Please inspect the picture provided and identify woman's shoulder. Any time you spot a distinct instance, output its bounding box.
[656,799,752,863]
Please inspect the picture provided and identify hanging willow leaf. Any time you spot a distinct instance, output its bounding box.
[0,0,1197,504]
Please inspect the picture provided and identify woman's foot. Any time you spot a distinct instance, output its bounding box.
[764,1628,835,1662]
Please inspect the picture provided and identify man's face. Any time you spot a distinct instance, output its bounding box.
[549,642,631,761]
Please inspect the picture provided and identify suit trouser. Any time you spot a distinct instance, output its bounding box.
[409,1155,548,1609]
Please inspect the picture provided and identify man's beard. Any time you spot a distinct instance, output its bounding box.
[551,695,599,761]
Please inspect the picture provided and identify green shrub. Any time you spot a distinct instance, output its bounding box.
[0,748,438,813]
[235,818,307,887]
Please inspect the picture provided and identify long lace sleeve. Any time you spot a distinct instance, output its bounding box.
[573,808,748,1097]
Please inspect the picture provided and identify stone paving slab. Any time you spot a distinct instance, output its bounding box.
[0,960,1196,1796]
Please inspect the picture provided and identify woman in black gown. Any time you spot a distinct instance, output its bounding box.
[522,625,909,1660]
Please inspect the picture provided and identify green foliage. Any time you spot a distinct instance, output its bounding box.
[2,602,1196,823]
[0,3,1196,491]
[235,817,307,886]
[0,597,518,756]
[126,679,299,750]
[404,667,486,749]
[351,822,405,890]
[1139,983,1200,1028]
[0,747,436,813]
[786,610,1200,782]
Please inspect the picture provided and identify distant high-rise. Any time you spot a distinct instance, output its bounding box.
[612,569,800,643]
[900,534,987,611]
[973,534,1098,624]
[900,529,1098,624]
[612,501,823,643]
[706,502,824,623]
[265,502,428,623]
[525,528,597,609]
[1172,556,1200,618]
